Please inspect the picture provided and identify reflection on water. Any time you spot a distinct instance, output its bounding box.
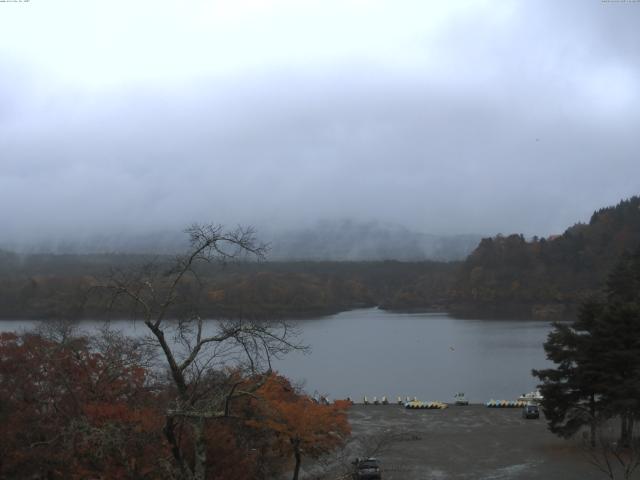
[0,308,554,403]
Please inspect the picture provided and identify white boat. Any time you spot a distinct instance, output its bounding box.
[454,392,469,406]
[517,390,543,403]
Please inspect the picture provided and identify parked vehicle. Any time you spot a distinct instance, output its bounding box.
[522,404,540,419]
[352,457,382,479]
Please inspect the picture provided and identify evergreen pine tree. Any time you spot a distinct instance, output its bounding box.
[533,247,640,446]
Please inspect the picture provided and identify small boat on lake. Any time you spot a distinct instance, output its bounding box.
[405,400,448,409]
[485,399,528,408]
[453,392,469,406]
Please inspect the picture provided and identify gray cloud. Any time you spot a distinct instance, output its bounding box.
[0,0,639,252]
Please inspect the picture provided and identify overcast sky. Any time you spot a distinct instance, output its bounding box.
[1,0,639,247]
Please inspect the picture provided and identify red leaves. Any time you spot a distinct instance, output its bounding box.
[0,334,351,479]
[0,332,164,479]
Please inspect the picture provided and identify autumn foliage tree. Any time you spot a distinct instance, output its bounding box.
[0,330,164,479]
[246,374,351,480]
[0,331,348,480]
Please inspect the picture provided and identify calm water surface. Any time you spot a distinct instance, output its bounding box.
[0,308,553,403]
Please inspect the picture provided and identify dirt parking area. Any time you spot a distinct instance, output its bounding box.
[319,404,608,480]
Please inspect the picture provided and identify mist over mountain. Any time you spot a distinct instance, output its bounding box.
[0,220,481,261]
[0,230,189,256]
[266,221,481,261]
[2,2,639,244]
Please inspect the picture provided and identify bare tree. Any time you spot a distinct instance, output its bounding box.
[583,420,640,480]
[99,224,304,480]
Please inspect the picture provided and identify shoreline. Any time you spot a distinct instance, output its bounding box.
[304,404,604,480]
[0,303,574,322]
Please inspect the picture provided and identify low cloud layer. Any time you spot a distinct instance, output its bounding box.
[1,1,639,251]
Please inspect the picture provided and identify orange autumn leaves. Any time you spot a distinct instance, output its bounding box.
[247,375,351,475]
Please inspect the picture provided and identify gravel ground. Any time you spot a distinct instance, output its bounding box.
[309,404,612,480]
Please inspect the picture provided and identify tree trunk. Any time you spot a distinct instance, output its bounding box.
[193,417,207,480]
[291,437,301,480]
[590,394,597,448]
[622,414,634,448]
[620,413,630,448]
[164,417,189,478]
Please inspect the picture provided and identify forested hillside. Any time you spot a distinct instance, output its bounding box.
[451,196,640,318]
[2,197,639,321]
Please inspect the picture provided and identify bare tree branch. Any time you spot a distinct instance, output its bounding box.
[91,223,302,480]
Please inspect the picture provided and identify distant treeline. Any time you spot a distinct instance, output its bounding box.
[2,196,639,321]
[0,253,458,320]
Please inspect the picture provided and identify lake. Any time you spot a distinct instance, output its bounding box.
[0,308,554,403]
